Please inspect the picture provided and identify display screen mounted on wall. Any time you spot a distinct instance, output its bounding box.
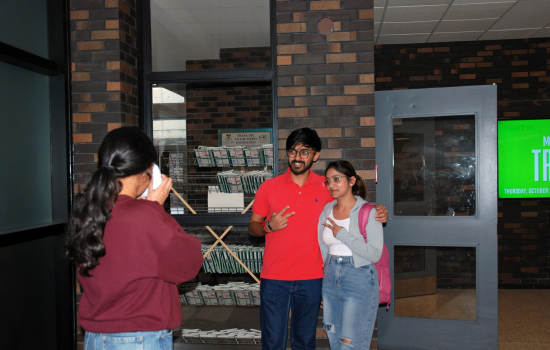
[498,119,550,198]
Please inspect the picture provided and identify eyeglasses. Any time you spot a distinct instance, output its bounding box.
[322,175,346,187]
[287,148,315,159]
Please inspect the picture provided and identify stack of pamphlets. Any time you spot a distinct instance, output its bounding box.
[194,146,215,167]
[242,171,273,193]
[179,282,261,307]
[194,145,273,168]
[261,144,274,166]
[226,146,246,166]
[216,170,243,193]
[211,147,231,167]
[201,245,264,274]
[243,147,264,166]
[181,329,261,344]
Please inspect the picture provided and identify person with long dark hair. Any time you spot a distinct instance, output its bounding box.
[65,127,203,349]
[318,160,383,350]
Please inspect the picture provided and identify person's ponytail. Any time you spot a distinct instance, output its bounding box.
[66,166,120,276]
[351,173,367,199]
[65,127,156,276]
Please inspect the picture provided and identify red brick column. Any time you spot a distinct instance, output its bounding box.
[69,1,138,344]
[70,0,139,192]
[276,0,377,201]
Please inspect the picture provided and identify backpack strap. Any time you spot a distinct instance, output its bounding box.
[358,203,376,243]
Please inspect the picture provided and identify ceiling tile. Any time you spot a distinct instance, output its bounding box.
[183,0,254,9]
[374,7,384,22]
[531,27,550,38]
[190,7,258,23]
[491,0,550,30]
[153,0,186,10]
[435,18,498,32]
[388,0,451,5]
[380,21,438,35]
[377,33,430,44]
[444,2,514,20]
[480,28,539,40]
[384,5,448,22]
[453,0,515,4]
[428,31,484,42]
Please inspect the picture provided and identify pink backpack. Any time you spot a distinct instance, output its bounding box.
[358,203,391,309]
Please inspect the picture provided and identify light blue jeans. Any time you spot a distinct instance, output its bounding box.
[322,256,379,350]
[84,330,173,350]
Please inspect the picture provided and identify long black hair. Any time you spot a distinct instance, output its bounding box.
[325,160,367,199]
[65,127,157,276]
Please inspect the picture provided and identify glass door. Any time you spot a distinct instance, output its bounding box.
[375,85,498,350]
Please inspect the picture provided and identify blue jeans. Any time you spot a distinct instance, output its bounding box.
[260,278,323,350]
[84,330,173,350]
[322,256,379,350]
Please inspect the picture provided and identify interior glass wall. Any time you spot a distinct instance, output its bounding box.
[393,115,476,216]
[0,62,52,233]
[152,82,273,214]
[394,245,476,321]
[0,0,49,58]
[150,0,271,72]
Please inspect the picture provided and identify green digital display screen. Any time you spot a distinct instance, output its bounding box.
[498,119,550,198]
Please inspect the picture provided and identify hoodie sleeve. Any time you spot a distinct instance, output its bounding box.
[151,210,204,284]
[335,209,383,264]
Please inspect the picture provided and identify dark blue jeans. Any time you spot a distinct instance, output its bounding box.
[260,278,323,350]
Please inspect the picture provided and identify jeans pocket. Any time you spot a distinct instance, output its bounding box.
[104,335,143,350]
[160,330,173,350]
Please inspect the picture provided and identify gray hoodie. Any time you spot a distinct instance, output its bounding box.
[317,196,383,268]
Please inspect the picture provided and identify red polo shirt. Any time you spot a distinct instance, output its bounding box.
[253,169,334,280]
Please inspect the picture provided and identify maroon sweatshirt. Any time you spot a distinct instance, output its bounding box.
[77,195,204,333]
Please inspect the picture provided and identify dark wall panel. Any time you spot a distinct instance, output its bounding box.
[0,234,61,349]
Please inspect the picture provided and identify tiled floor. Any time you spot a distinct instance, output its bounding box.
[392,289,550,349]
[76,289,550,349]
[394,289,476,320]
[499,289,550,350]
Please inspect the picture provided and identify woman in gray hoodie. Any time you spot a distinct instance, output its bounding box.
[318,160,383,350]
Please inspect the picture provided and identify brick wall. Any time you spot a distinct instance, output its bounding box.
[395,247,476,289]
[182,83,273,211]
[375,38,550,288]
[70,0,139,193]
[186,47,271,70]
[70,1,139,346]
[276,1,376,348]
[276,0,377,201]
[186,83,273,148]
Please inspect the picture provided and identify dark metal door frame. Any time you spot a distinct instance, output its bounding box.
[375,85,498,350]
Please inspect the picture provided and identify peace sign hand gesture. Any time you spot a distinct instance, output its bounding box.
[322,217,343,238]
[268,206,295,231]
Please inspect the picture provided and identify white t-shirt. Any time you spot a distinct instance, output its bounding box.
[322,209,353,256]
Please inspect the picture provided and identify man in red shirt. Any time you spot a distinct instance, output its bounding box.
[249,128,388,350]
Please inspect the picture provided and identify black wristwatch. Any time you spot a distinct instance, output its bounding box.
[265,220,275,232]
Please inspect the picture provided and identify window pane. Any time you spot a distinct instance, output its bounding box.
[394,246,476,321]
[393,116,476,216]
[150,0,271,72]
[0,0,49,58]
[0,61,52,233]
[152,82,273,214]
